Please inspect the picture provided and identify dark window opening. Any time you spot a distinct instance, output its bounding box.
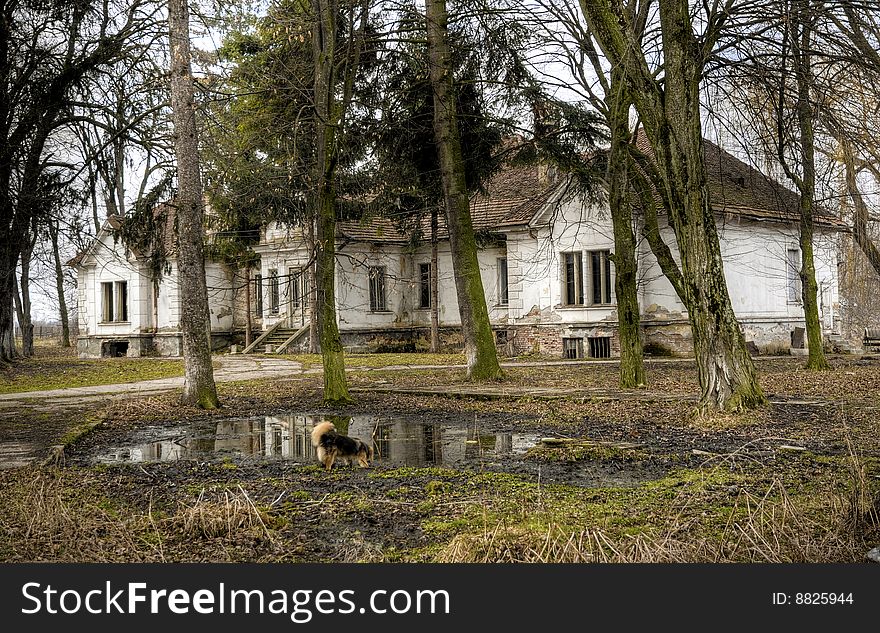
[268,269,279,314]
[495,330,509,345]
[116,281,128,321]
[590,250,612,305]
[369,266,387,311]
[254,274,263,317]
[588,336,611,359]
[419,263,431,309]
[786,248,801,303]
[101,281,128,322]
[562,337,583,359]
[562,252,584,305]
[101,340,129,357]
[101,282,113,322]
[498,258,509,305]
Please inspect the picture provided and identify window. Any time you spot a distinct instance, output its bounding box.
[289,269,301,310]
[562,337,584,359]
[786,248,801,303]
[101,281,128,322]
[498,258,509,305]
[562,252,584,305]
[590,250,612,305]
[419,263,431,309]
[101,282,113,322]
[268,269,279,314]
[588,336,611,359]
[115,281,128,322]
[369,266,387,311]
[254,274,263,317]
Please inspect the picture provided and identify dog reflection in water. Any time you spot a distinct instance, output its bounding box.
[310,421,374,470]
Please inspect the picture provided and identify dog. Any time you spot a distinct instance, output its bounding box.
[310,421,374,470]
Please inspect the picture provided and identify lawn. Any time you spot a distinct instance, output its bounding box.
[0,353,878,563]
[0,344,183,394]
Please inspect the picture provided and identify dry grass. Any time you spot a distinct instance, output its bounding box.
[1,469,163,562]
[434,452,880,563]
[0,469,286,562]
[170,486,276,541]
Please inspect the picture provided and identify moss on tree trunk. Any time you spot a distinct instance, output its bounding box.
[316,185,352,405]
[608,67,644,389]
[169,0,218,409]
[792,5,829,371]
[311,0,354,405]
[425,0,502,381]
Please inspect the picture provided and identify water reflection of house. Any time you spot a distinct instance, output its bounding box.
[132,440,185,462]
[210,416,318,460]
[101,415,522,466]
[350,417,515,466]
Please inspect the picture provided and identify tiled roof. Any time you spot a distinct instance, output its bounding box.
[635,130,846,229]
[338,163,557,243]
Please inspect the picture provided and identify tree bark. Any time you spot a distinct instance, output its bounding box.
[311,0,352,404]
[608,67,644,388]
[14,225,36,357]
[579,0,764,412]
[48,219,71,347]
[425,0,502,380]
[840,139,880,277]
[307,217,320,354]
[168,0,219,409]
[790,2,829,370]
[430,205,440,353]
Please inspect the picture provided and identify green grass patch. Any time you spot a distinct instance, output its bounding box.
[0,353,184,394]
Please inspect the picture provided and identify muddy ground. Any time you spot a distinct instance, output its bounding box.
[1,356,879,562]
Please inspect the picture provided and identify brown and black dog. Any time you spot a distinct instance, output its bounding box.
[310,421,374,470]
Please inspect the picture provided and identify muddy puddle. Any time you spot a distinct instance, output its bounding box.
[93,414,541,468]
[0,441,40,469]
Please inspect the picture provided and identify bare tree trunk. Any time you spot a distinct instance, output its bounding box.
[791,1,829,370]
[580,0,764,411]
[14,225,36,357]
[608,67,644,388]
[0,271,16,361]
[48,219,71,347]
[307,217,320,354]
[659,3,763,411]
[168,0,218,409]
[312,0,351,404]
[840,139,880,277]
[425,0,502,380]
[430,205,440,353]
[87,162,101,233]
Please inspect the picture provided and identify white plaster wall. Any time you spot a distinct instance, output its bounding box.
[512,195,618,325]
[255,237,510,330]
[155,261,176,330]
[405,243,508,327]
[87,232,148,335]
[635,214,840,330]
[254,242,312,328]
[206,261,235,331]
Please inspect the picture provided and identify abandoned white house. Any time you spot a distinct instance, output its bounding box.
[71,139,846,359]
